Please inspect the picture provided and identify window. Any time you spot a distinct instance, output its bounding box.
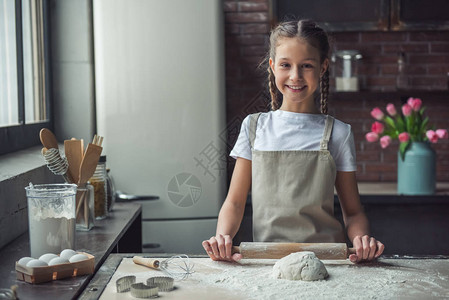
[0,0,51,155]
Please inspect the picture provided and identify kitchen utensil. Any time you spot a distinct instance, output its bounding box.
[116,275,136,293]
[76,135,103,227]
[64,138,83,184]
[41,148,74,183]
[231,242,356,260]
[133,255,194,280]
[146,277,174,292]
[39,128,59,149]
[130,283,158,298]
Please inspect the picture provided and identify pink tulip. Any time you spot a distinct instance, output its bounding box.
[436,129,448,139]
[365,132,379,142]
[371,121,384,134]
[398,132,410,143]
[370,107,384,120]
[407,97,422,112]
[401,104,412,116]
[380,136,392,149]
[386,103,397,116]
[426,130,438,143]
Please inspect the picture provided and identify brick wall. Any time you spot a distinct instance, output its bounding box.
[223,0,449,183]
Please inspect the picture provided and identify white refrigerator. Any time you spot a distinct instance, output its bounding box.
[93,0,226,254]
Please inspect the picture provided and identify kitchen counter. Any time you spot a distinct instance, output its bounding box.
[0,202,141,300]
[80,254,449,299]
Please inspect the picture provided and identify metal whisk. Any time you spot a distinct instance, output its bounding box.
[133,254,195,280]
[42,148,74,183]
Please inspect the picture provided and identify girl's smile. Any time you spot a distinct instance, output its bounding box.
[269,37,328,113]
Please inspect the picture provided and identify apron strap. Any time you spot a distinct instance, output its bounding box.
[320,115,334,151]
[249,113,262,149]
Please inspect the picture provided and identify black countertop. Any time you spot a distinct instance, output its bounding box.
[0,202,141,300]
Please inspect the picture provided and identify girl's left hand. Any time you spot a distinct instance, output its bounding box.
[349,235,385,263]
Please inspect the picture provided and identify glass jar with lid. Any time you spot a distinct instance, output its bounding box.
[332,50,363,92]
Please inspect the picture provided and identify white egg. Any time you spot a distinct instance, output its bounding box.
[18,257,34,267]
[69,253,88,263]
[60,249,77,260]
[48,257,70,266]
[26,259,48,267]
[39,253,58,264]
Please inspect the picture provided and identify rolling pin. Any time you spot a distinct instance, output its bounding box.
[231,242,356,260]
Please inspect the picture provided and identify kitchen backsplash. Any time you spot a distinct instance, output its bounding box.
[223,0,449,182]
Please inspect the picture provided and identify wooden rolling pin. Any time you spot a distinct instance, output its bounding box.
[231,242,356,260]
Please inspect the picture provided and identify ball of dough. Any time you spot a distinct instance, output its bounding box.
[272,251,328,281]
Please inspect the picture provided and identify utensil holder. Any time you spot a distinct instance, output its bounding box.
[75,184,95,231]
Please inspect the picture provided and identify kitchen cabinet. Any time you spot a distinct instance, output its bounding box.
[271,0,449,31]
[390,0,449,30]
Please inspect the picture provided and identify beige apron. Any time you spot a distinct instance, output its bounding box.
[250,112,344,243]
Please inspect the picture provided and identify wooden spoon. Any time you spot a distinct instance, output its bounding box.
[39,128,59,149]
[64,138,83,184]
[76,141,102,225]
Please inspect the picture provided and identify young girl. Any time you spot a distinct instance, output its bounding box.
[202,20,384,263]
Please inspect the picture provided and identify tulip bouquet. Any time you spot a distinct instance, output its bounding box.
[366,97,448,160]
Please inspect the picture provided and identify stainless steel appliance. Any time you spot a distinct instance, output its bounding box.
[93,0,226,254]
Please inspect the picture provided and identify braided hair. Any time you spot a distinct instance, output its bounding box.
[267,20,330,114]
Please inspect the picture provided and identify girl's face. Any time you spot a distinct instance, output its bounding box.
[269,37,328,112]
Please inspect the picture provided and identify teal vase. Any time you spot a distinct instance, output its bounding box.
[397,142,436,195]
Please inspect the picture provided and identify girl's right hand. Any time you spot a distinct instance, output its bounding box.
[202,234,242,262]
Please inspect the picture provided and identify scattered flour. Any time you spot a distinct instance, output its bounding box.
[191,258,449,300]
[101,258,449,300]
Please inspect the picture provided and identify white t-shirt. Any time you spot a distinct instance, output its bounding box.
[230,110,357,172]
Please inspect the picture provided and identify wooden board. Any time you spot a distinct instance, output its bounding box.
[99,257,449,299]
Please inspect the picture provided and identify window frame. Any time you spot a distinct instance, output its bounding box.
[0,0,52,155]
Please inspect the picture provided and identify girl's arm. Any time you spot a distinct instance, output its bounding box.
[202,157,252,261]
[335,171,385,262]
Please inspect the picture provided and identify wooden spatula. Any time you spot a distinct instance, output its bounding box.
[76,135,103,226]
[64,138,83,184]
[78,143,102,185]
[39,128,59,149]
[231,242,356,260]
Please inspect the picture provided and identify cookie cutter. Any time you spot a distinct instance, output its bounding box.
[130,283,158,298]
[146,276,174,292]
[116,275,136,293]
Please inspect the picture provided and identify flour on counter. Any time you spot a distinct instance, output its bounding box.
[191,258,449,300]
[100,258,449,300]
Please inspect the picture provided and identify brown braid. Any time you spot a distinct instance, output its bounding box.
[320,69,329,114]
[268,66,281,110]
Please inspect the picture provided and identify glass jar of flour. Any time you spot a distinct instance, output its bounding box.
[25,183,77,258]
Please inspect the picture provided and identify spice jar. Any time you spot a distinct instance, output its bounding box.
[90,155,108,220]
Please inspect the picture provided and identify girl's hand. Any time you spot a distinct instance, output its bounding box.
[202,234,242,262]
[349,235,385,263]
